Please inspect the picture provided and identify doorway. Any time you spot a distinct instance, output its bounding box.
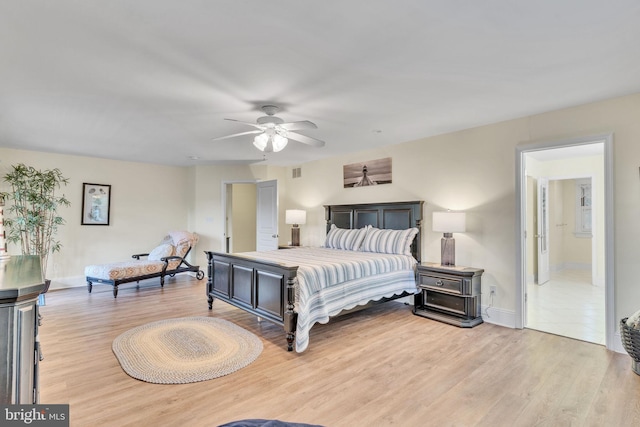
[526,175,604,344]
[516,134,614,350]
[222,180,279,253]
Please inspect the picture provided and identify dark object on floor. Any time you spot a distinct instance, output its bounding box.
[219,420,323,427]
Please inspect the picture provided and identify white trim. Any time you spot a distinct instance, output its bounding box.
[481,305,516,328]
[515,133,615,351]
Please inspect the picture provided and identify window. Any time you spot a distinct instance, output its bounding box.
[574,178,592,238]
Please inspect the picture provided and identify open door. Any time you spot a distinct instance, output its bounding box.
[256,180,278,251]
[536,177,550,285]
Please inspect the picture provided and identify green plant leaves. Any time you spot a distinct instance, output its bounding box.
[2,163,70,278]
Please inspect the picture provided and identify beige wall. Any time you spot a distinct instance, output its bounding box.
[0,148,190,288]
[230,183,257,253]
[280,93,640,325]
[548,179,591,270]
[561,179,592,267]
[3,92,640,329]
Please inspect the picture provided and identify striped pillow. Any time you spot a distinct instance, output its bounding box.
[324,224,369,251]
[361,227,418,256]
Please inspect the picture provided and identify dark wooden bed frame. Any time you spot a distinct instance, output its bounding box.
[205,200,424,351]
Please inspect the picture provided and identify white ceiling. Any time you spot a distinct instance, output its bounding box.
[1,1,639,167]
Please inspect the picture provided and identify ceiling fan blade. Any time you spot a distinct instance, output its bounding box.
[288,132,326,148]
[279,120,317,131]
[224,118,264,130]
[212,130,262,141]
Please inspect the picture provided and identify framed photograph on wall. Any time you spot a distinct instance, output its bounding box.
[343,157,392,188]
[81,183,111,225]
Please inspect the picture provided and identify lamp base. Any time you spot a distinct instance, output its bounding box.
[440,233,455,266]
[291,225,300,246]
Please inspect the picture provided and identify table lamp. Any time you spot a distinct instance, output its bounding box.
[432,211,466,266]
[285,209,306,246]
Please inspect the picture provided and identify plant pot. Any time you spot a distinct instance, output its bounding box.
[620,318,640,375]
[38,279,51,306]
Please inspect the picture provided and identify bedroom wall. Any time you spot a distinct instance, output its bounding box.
[281,92,640,330]
[189,163,287,271]
[3,92,639,334]
[0,147,190,289]
[282,118,527,326]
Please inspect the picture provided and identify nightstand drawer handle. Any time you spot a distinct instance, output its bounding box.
[435,280,444,286]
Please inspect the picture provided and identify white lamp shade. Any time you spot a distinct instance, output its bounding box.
[271,133,288,152]
[285,209,306,225]
[433,211,466,233]
[253,133,269,151]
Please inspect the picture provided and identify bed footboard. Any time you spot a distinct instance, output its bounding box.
[205,251,299,351]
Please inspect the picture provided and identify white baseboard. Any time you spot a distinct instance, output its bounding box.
[47,275,87,290]
[479,305,627,355]
[480,305,516,328]
[612,331,626,354]
[550,262,591,272]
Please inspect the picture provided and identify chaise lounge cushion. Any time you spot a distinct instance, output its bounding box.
[84,260,166,281]
[84,231,199,281]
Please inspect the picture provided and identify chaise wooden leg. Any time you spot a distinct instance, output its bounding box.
[87,281,93,293]
[113,286,118,298]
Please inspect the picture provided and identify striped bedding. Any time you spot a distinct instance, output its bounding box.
[236,247,418,352]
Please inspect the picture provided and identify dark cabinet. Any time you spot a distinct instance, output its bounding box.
[0,256,45,404]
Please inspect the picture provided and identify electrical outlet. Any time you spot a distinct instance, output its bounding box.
[490,285,497,295]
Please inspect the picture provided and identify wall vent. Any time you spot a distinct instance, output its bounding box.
[292,167,302,179]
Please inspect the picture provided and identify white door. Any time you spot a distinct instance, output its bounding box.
[256,180,278,251]
[537,177,550,284]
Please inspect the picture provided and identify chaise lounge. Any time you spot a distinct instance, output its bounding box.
[85,231,204,298]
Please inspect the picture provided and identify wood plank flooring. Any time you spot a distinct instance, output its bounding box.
[38,276,640,427]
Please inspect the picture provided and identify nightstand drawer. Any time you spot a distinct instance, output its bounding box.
[418,273,463,294]
[423,290,477,318]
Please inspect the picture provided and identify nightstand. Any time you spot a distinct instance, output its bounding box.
[413,262,484,327]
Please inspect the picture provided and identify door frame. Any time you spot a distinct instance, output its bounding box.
[515,133,615,350]
[221,180,259,252]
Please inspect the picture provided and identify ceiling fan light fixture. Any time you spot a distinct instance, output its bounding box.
[216,104,325,152]
[272,133,288,152]
[253,133,269,151]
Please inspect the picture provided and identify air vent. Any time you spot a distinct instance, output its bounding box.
[292,167,302,179]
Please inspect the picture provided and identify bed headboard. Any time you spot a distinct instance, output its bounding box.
[324,201,424,262]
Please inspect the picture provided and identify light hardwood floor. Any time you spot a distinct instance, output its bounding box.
[39,276,640,427]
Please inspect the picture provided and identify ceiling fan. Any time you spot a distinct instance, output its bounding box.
[213,105,325,153]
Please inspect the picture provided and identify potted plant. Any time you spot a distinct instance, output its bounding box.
[0,163,70,280]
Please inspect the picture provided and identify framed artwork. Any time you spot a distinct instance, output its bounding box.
[343,157,392,188]
[81,183,111,225]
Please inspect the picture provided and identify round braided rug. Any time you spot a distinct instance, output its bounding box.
[112,317,263,384]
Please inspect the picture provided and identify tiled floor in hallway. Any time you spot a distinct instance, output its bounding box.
[527,269,605,345]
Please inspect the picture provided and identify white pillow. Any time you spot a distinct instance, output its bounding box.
[361,227,418,256]
[147,243,175,261]
[627,309,640,329]
[324,225,369,251]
